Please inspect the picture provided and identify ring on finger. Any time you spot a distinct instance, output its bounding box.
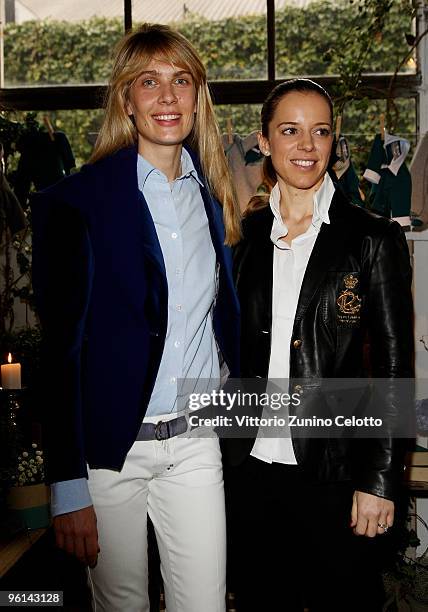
[378,523,388,533]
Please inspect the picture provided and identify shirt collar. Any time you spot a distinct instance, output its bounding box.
[382,131,411,176]
[270,173,335,247]
[241,131,259,154]
[137,147,204,191]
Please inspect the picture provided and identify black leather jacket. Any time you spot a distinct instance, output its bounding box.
[226,186,414,500]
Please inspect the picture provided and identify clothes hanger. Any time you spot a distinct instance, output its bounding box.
[0,142,4,175]
[226,117,233,145]
[335,114,342,141]
[43,115,55,141]
[379,113,385,141]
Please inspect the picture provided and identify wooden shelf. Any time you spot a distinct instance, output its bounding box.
[0,528,47,578]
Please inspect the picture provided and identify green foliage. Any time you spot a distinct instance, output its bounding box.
[173,0,412,81]
[4,17,121,85]
[175,14,268,79]
[326,0,414,113]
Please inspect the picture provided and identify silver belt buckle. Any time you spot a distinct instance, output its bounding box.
[155,420,170,441]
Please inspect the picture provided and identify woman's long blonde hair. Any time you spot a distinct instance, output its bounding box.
[90,23,240,245]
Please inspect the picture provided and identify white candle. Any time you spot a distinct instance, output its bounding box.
[1,353,22,389]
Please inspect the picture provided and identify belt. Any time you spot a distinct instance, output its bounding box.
[136,415,189,441]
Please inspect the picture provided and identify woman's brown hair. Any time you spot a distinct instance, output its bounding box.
[246,78,333,216]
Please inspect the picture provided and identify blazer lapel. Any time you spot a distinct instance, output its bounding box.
[199,184,226,258]
[294,189,351,323]
[186,145,238,305]
[200,184,241,312]
[109,145,167,279]
[138,190,167,278]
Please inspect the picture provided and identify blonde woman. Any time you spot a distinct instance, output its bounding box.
[31,24,240,612]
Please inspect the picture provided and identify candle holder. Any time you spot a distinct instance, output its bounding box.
[0,388,25,430]
[0,389,26,505]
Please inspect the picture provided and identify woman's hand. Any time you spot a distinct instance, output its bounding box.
[54,505,100,567]
[350,490,394,537]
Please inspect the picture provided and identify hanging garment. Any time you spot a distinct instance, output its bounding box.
[363,133,412,226]
[14,130,75,208]
[332,135,364,206]
[222,132,264,212]
[0,170,26,237]
[409,131,428,226]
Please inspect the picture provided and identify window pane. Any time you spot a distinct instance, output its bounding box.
[132,0,267,80]
[2,0,269,87]
[275,0,415,78]
[2,1,124,87]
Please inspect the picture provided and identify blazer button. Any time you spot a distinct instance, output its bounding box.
[294,384,303,394]
[293,339,302,349]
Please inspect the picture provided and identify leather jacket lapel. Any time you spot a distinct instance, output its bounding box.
[235,206,274,334]
[257,225,274,332]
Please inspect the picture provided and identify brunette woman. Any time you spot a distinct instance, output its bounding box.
[224,79,413,612]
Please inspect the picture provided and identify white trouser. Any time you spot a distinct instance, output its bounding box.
[86,418,226,612]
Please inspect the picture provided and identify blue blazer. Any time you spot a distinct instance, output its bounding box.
[31,145,240,483]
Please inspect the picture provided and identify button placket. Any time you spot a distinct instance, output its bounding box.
[165,190,184,392]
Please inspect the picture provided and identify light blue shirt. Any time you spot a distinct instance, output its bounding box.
[51,148,220,516]
[140,148,220,416]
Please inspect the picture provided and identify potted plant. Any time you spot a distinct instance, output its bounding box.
[7,443,50,530]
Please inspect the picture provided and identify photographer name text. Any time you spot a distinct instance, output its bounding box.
[188,415,383,428]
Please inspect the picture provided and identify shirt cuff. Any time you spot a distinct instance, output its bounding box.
[392,215,411,227]
[363,168,381,185]
[50,478,93,517]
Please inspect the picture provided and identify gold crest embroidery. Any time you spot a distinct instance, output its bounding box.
[343,274,358,290]
[336,274,362,324]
